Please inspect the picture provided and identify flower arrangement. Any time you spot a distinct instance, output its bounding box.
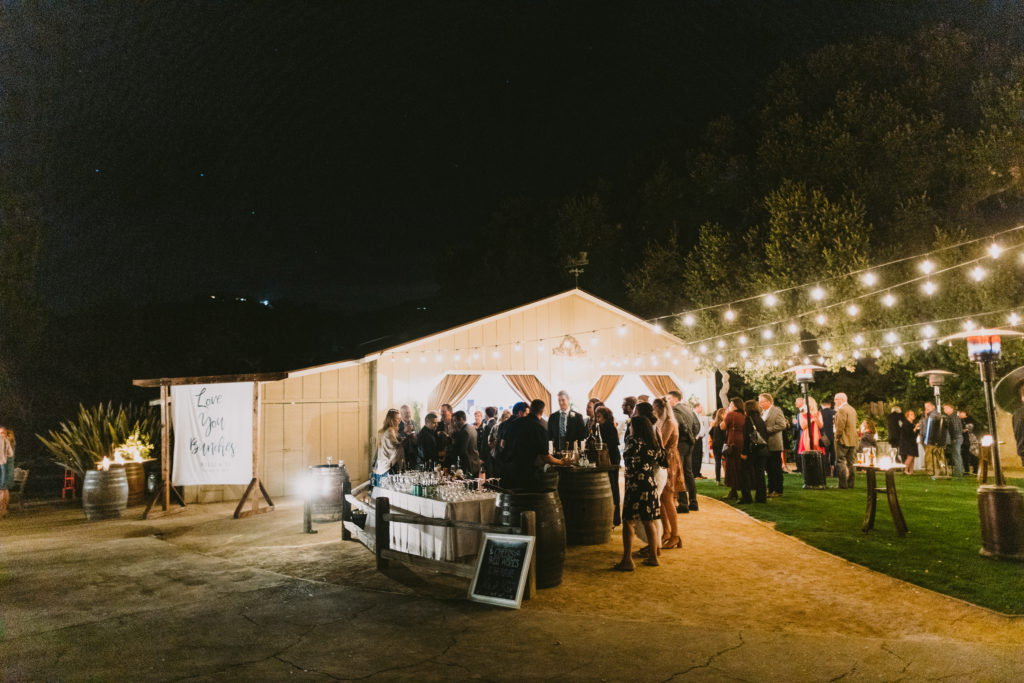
[112,430,154,464]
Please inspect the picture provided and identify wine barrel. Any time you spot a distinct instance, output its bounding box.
[83,468,129,520]
[495,489,566,588]
[309,463,350,523]
[557,468,613,545]
[537,469,559,492]
[115,462,146,506]
[800,451,827,489]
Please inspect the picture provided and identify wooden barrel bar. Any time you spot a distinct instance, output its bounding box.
[556,466,614,545]
[310,463,351,523]
[495,489,566,588]
[117,462,146,506]
[83,468,129,520]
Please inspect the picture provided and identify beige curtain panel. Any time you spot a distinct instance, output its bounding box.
[503,374,553,410]
[427,374,481,412]
[641,374,680,399]
[588,375,623,403]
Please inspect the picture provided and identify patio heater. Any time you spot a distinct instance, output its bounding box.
[784,364,827,489]
[940,329,1024,561]
[914,369,956,479]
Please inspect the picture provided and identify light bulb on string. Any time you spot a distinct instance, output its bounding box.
[738,334,749,345]
[699,344,709,354]
[764,348,773,358]
[882,292,896,307]
[895,346,905,357]
[1009,312,1020,325]
[846,304,859,317]
[861,272,878,287]
[761,328,773,340]
[764,293,778,307]
[815,313,827,325]
[618,324,628,336]
[837,352,845,361]
[853,334,864,345]
[473,351,481,360]
[715,353,724,363]
[787,322,799,334]
[989,243,1003,259]
[921,340,931,350]
[922,280,937,296]
[492,348,501,359]
[787,359,794,366]
[873,348,882,358]
[745,360,752,369]
[963,319,976,331]
[884,332,899,344]
[810,286,826,301]
[822,341,833,351]
[652,323,664,334]
[740,349,749,359]
[803,357,811,365]
[818,356,826,364]
[453,352,461,361]
[724,309,736,322]
[716,339,726,349]
[852,349,861,359]
[772,360,780,367]
[971,266,986,282]
[682,314,696,327]
[513,342,521,352]
[681,347,690,356]
[791,343,800,354]
[921,325,936,338]
[920,259,935,274]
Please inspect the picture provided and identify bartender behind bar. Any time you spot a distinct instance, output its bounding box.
[503,399,564,490]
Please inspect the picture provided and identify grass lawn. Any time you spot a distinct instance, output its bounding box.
[696,473,1024,614]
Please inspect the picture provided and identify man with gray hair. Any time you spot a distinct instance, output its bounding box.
[758,393,788,497]
[833,392,859,488]
[548,390,586,452]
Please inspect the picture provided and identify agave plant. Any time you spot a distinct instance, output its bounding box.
[37,402,160,477]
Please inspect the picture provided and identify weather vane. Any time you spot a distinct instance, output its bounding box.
[566,251,588,287]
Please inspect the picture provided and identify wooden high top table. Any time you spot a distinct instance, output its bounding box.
[855,464,908,537]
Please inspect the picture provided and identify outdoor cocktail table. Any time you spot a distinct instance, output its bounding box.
[855,464,908,537]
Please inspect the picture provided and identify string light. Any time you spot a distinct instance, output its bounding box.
[715,353,724,363]
[853,334,865,345]
[787,322,799,334]
[740,349,749,359]
[922,280,937,295]
[921,340,931,349]
[815,313,827,325]
[764,293,778,307]
[895,346,905,356]
[589,335,598,346]
[738,334,749,345]
[884,332,899,344]
[1009,312,1020,325]
[963,319,976,331]
[920,259,935,274]
[822,341,833,351]
[764,348,774,358]
[846,304,859,317]
[810,286,826,301]
[652,323,664,334]
[761,328,774,340]
[513,342,521,352]
[683,314,696,327]
[882,292,896,307]
[534,343,543,353]
[618,324,627,336]
[970,266,986,281]
[491,348,501,358]
[790,343,801,354]
[873,348,882,358]
[724,309,737,322]
[861,272,878,286]
[989,243,1003,259]
[699,344,709,353]
[853,349,861,359]
[716,339,726,349]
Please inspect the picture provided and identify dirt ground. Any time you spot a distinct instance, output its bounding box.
[2,483,1023,681]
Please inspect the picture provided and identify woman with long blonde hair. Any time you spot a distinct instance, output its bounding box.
[652,398,683,549]
[0,426,15,517]
[373,409,403,484]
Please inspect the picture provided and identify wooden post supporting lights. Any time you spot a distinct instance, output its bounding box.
[941,329,1024,561]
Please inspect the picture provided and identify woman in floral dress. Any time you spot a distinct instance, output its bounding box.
[614,415,666,571]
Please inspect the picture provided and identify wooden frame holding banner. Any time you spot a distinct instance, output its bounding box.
[132,372,288,519]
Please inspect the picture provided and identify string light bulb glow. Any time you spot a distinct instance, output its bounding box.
[873,348,882,358]
[861,272,878,286]
[715,353,724,363]
[764,293,778,307]
[738,334,749,345]
[787,322,799,334]
[791,343,801,353]
[921,340,931,350]
[740,349,749,359]
[618,324,628,336]
[683,314,696,327]
[971,266,986,282]
[810,286,826,301]
[762,328,774,340]
[895,346,905,356]
[989,243,1003,259]
[822,341,833,351]
[1009,312,1020,325]
[699,344,709,353]
[716,339,726,349]
[885,332,899,344]
[652,323,663,334]
[963,319,977,331]
[854,334,865,345]
[882,292,896,307]
[921,325,936,338]
[724,309,736,322]
[815,313,827,325]
[764,348,774,358]
[922,280,937,296]
[920,259,935,274]
[846,304,859,317]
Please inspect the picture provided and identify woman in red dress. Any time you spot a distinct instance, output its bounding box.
[723,398,745,501]
[798,397,825,453]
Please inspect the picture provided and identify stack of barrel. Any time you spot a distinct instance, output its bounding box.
[495,465,614,588]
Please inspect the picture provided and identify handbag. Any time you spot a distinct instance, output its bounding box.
[819,433,831,448]
[747,416,767,448]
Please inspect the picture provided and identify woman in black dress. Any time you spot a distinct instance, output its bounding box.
[740,399,769,504]
[614,415,665,571]
[595,406,622,526]
[710,408,727,485]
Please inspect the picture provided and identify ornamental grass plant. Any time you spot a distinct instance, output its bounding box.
[697,474,1024,614]
[36,402,160,477]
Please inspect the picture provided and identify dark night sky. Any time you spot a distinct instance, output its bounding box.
[1,1,1002,312]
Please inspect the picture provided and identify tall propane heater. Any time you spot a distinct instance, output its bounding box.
[941,329,1024,560]
[914,369,956,479]
[784,364,827,489]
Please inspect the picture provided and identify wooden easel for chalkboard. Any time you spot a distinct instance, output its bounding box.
[132,372,288,520]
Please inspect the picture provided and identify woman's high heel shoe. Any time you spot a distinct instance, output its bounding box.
[662,536,682,549]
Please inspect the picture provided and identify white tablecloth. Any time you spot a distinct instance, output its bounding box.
[370,489,497,561]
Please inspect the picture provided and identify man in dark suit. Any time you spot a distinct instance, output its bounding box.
[417,413,441,469]
[548,390,587,452]
[820,399,836,477]
[449,410,480,476]
[505,399,562,490]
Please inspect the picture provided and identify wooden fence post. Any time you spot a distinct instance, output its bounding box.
[376,497,390,570]
[342,479,352,541]
[521,510,536,601]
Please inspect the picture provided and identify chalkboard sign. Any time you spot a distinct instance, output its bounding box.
[468,533,535,609]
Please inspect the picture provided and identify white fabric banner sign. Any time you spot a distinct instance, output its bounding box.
[172,382,254,485]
